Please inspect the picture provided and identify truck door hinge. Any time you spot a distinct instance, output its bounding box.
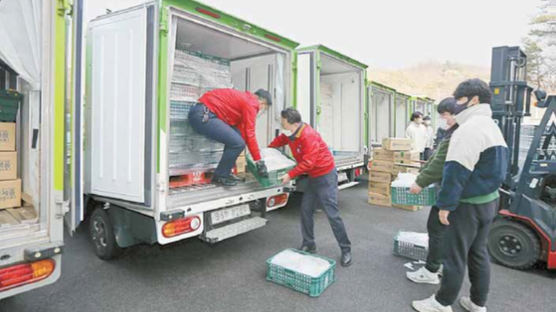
[160,7,169,34]
[57,0,72,17]
[55,199,70,218]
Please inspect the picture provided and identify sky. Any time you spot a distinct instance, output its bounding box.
[86,0,542,69]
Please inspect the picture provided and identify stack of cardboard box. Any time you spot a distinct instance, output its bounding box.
[0,122,20,210]
[368,138,421,210]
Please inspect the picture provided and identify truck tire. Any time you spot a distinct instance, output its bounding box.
[89,206,121,260]
[488,219,540,270]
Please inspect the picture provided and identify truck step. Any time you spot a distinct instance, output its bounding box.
[201,217,267,243]
[338,181,359,190]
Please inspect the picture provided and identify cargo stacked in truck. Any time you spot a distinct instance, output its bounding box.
[368,138,421,210]
[0,119,36,229]
[168,50,233,188]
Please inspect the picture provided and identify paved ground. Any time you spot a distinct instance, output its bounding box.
[1,183,554,312]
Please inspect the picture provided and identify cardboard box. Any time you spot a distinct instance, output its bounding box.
[373,148,420,161]
[0,152,17,180]
[0,123,15,151]
[382,138,412,151]
[368,182,391,195]
[0,179,21,209]
[392,204,422,212]
[370,171,392,184]
[368,159,395,173]
[395,151,420,161]
[368,192,392,207]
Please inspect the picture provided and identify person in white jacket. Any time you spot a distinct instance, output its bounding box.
[423,116,435,160]
[406,111,427,160]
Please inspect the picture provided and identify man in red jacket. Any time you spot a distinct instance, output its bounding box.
[269,108,352,267]
[189,88,271,186]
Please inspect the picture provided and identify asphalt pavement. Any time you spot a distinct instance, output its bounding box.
[1,183,554,312]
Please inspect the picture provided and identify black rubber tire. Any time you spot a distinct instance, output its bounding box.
[89,207,121,260]
[488,219,540,270]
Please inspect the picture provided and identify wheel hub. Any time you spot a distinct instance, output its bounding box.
[498,235,522,256]
[92,217,108,250]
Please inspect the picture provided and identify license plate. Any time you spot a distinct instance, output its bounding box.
[338,171,348,182]
[211,204,251,225]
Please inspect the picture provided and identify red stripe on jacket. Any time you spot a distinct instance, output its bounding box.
[199,88,261,161]
[269,123,335,178]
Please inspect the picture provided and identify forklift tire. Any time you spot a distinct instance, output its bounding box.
[488,219,540,270]
[89,207,122,260]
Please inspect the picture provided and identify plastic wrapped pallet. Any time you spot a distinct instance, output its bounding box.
[168,49,234,176]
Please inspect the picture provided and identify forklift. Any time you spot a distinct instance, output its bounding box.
[487,46,556,270]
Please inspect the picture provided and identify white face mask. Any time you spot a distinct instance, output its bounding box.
[283,129,293,136]
[438,119,449,130]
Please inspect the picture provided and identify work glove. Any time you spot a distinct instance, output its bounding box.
[256,160,269,178]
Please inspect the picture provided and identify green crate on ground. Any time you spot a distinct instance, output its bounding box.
[266,249,336,297]
[391,186,436,206]
[246,152,295,188]
[0,90,22,122]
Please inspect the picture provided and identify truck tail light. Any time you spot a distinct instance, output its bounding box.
[195,7,220,19]
[264,34,281,42]
[162,216,201,238]
[267,194,289,208]
[0,259,55,292]
[355,168,362,177]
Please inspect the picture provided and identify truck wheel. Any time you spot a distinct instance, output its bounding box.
[89,207,121,260]
[488,219,540,270]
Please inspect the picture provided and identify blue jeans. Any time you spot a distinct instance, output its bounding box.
[188,103,245,178]
[301,169,351,253]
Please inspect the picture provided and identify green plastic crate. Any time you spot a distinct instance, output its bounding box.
[391,186,436,206]
[0,90,22,122]
[266,249,336,297]
[393,232,429,261]
[246,153,295,188]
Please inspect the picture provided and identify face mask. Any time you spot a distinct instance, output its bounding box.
[453,98,472,115]
[424,120,431,126]
[438,119,449,130]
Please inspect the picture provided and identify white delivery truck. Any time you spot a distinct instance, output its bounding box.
[0,0,75,299]
[81,1,298,260]
[368,81,396,147]
[295,45,367,189]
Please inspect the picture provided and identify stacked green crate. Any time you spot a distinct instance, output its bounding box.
[0,90,21,122]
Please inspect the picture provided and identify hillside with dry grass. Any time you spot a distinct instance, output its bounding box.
[368,61,490,101]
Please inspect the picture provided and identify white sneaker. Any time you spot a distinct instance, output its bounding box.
[412,295,453,312]
[407,266,440,285]
[459,297,487,312]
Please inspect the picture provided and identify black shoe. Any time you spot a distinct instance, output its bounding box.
[341,251,352,267]
[212,176,238,187]
[299,245,317,254]
[229,174,242,182]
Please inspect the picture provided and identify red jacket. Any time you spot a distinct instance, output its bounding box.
[199,89,261,161]
[269,123,335,179]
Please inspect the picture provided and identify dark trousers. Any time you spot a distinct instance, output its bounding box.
[301,169,351,253]
[188,103,245,178]
[435,199,498,307]
[425,206,447,273]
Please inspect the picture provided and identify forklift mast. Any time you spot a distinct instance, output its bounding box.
[489,46,534,188]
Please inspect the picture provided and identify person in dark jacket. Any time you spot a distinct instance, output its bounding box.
[269,108,352,267]
[412,79,508,312]
[188,88,271,186]
[406,97,458,285]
